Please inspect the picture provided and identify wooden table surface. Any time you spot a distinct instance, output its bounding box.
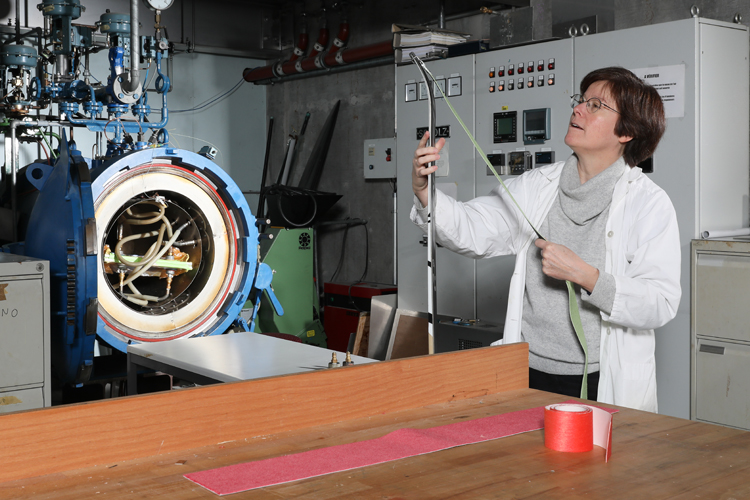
[1,387,749,499]
[1,344,749,499]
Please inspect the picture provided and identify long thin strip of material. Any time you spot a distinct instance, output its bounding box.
[410,54,588,398]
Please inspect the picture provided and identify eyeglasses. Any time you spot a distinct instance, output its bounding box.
[570,94,621,114]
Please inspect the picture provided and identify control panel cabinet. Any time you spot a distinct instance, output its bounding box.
[0,253,50,413]
[474,40,574,325]
[691,239,750,430]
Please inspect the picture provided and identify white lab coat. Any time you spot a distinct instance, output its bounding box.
[411,160,681,412]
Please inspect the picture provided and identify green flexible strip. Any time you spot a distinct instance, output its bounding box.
[415,56,588,399]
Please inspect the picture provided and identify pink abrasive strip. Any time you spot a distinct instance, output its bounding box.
[185,403,616,495]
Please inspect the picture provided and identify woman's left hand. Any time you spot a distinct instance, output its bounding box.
[535,239,600,293]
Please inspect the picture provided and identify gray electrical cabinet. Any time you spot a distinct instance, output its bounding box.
[0,253,51,413]
[395,17,749,419]
[574,18,749,419]
[691,239,750,430]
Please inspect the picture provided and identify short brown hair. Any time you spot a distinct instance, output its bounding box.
[581,67,666,166]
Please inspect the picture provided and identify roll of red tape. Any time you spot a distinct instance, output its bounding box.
[544,404,594,453]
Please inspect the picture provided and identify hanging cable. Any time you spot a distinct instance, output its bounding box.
[171,76,248,114]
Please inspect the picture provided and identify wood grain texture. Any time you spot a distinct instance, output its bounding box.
[1,388,749,499]
[352,312,369,356]
[0,343,529,484]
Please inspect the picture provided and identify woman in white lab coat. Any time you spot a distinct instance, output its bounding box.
[411,67,681,412]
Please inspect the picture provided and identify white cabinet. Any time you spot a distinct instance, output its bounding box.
[691,240,750,429]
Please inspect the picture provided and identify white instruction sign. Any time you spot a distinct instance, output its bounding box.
[630,64,685,118]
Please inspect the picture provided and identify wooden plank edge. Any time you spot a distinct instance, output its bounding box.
[0,343,528,483]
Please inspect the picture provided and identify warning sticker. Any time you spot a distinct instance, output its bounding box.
[630,64,685,119]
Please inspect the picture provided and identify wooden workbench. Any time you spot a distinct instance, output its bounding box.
[1,343,749,499]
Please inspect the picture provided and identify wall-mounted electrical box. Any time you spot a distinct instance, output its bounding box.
[364,138,397,179]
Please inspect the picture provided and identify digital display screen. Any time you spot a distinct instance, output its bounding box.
[523,108,550,145]
[496,116,514,135]
[493,111,516,143]
[525,110,546,132]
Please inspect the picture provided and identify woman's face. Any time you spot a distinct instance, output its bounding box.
[564,80,632,161]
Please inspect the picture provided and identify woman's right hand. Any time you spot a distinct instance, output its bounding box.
[412,131,445,208]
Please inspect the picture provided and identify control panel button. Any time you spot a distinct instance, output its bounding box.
[518,77,524,89]
[527,61,534,73]
[508,64,515,76]
[498,80,505,91]
[498,65,505,77]
[518,63,524,74]
[508,79,514,90]
[548,58,555,70]
[527,76,534,88]
[489,67,495,78]
[537,75,544,87]
[489,82,495,93]
[537,59,544,71]
[548,73,555,85]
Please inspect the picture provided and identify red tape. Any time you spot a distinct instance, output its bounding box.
[544,403,614,461]
[544,404,594,452]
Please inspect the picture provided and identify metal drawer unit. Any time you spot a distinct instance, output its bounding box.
[691,239,750,429]
[0,253,50,413]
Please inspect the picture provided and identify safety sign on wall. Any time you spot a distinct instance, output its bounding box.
[630,64,686,119]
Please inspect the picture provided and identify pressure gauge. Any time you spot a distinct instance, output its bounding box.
[143,0,174,11]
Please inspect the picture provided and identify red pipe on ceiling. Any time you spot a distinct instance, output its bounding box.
[289,31,309,62]
[243,38,393,83]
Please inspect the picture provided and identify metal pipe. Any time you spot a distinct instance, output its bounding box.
[253,55,394,85]
[277,33,309,75]
[289,29,309,62]
[323,39,390,67]
[245,35,393,85]
[15,0,20,42]
[124,0,140,92]
[326,20,350,59]
[438,0,446,29]
[305,24,330,61]
[430,3,513,24]
[10,122,18,242]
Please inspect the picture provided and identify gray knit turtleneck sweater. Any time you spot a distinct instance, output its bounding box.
[522,155,624,375]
